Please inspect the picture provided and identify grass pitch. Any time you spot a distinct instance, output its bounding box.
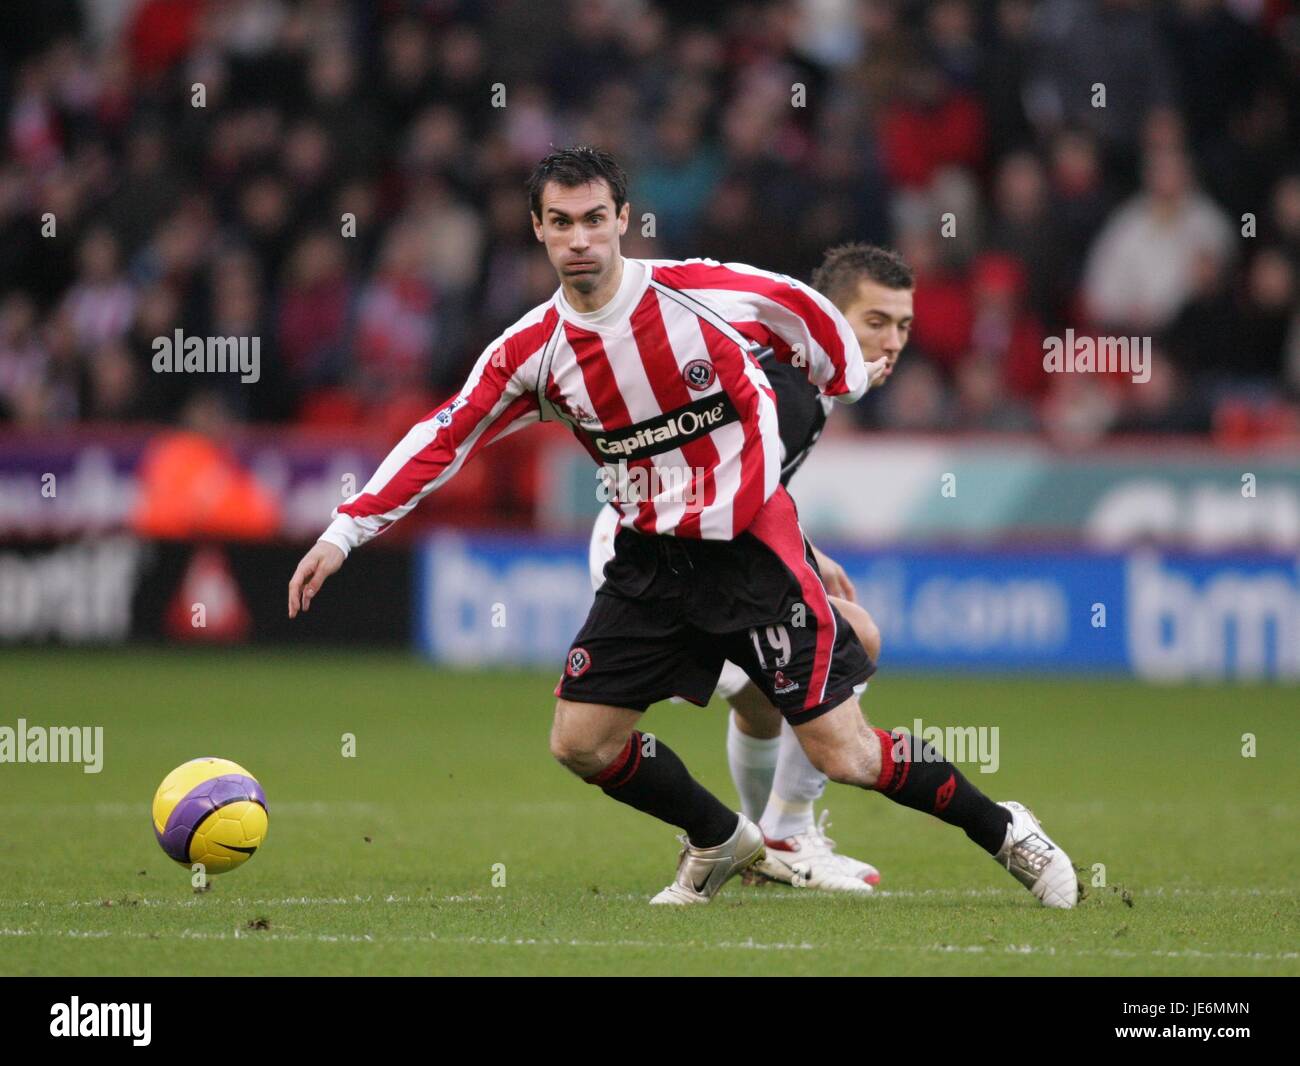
[1,649,1296,976]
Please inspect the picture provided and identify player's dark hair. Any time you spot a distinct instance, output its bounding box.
[812,243,915,308]
[527,146,628,219]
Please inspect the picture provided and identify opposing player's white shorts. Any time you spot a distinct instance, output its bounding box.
[588,505,752,702]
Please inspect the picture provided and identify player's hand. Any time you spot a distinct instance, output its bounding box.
[810,543,857,603]
[288,541,345,618]
[866,356,891,390]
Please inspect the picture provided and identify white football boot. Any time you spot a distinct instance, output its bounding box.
[753,809,880,893]
[995,801,1078,908]
[650,813,765,905]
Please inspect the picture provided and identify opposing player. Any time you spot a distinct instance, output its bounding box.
[587,244,913,893]
[288,147,1078,908]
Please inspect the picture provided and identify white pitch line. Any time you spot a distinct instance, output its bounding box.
[1134,886,1299,897]
[0,928,1294,963]
[1,894,441,909]
[864,942,1299,963]
[0,928,815,951]
[0,886,1295,910]
[589,886,1300,903]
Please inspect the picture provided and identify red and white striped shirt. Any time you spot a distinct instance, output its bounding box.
[319,257,868,554]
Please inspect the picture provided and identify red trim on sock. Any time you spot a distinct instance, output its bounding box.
[584,731,642,788]
[609,739,643,789]
[873,728,897,793]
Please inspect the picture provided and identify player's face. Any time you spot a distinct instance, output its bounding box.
[532,179,630,298]
[840,279,914,380]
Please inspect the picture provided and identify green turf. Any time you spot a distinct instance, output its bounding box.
[1,649,1296,976]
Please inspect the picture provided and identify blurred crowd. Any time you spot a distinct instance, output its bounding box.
[1,0,1298,444]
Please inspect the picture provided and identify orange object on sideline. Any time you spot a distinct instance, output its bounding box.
[131,429,281,540]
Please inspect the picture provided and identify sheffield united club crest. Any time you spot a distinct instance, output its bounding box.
[682,359,715,391]
[566,646,592,677]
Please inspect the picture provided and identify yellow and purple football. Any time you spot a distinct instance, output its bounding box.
[152,758,268,874]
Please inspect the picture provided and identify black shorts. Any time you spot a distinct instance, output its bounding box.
[555,487,875,724]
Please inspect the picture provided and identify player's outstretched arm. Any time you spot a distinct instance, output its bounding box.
[320,388,537,557]
[288,540,345,618]
[809,541,857,603]
[286,317,548,616]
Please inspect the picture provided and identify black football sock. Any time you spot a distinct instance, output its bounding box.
[585,731,739,848]
[871,728,1012,855]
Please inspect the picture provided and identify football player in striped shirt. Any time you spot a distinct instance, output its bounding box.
[288,147,1078,908]
[587,243,912,894]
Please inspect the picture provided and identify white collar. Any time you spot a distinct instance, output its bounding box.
[556,257,649,329]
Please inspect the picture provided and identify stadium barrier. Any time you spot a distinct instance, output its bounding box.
[415,532,1300,682]
[0,538,412,647]
[9,530,1296,681]
[0,424,550,542]
[9,430,1297,551]
[537,436,1300,551]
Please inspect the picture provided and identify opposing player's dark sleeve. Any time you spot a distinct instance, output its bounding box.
[757,350,829,486]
